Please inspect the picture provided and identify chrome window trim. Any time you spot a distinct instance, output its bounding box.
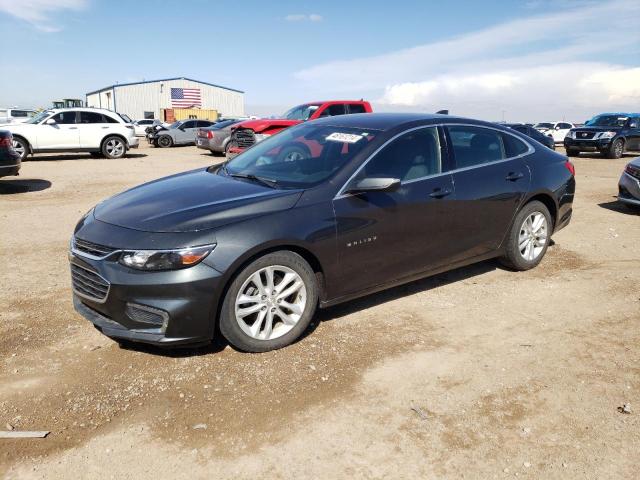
[334,123,535,200]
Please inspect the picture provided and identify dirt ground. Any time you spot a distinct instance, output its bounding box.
[0,141,638,479]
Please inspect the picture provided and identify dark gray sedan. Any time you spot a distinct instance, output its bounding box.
[618,157,640,209]
[196,119,242,155]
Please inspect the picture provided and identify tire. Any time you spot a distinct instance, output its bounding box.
[566,148,580,157]
[607,139,624,159]
[156,135,173,148]
[500,201,552,271]
[219,251,319,352]
[12,137,29,161]
[101,136,127,159]
[276,143,311,163]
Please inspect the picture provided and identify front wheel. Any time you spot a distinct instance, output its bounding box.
[102,136,127,159]
[219,251,318,352]
[156,135,173,148]
[500,201,552,271]
[607,139,624,159]
[566,148,580,157]
[12,137,29,161]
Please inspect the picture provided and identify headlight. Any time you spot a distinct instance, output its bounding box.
[253,133,272,143]
[119,245,215,271]
[567,131,576,139]
[598,131,616,139]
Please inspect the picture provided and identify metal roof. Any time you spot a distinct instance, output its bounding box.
[86,77,244,95]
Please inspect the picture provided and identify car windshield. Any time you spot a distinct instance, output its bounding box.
[585,115,629,127]
[534,123,554,129]
[282,104,321,121]
[25,111,52,124]
[168,121,183,129]
[220,124,378,188]
[118,113,132,123]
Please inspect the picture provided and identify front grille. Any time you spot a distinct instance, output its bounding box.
[71,264,110,302]
[574,131,596,140]
[234,129,256,148]
[74,237,117,258]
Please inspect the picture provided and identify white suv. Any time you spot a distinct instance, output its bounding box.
[5,108,139,160]
[533,122,575,144]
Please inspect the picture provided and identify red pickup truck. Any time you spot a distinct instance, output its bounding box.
[227,100,373,157]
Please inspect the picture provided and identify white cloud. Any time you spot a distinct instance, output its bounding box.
[285,13,323,22]
[293,0,640,121]
[0,0,87,32]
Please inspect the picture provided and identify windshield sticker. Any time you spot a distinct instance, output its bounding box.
[326,132,363,143]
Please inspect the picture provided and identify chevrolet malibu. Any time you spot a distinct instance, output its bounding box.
[70,113,575,352]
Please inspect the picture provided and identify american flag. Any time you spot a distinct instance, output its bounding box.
[170,88,202,108]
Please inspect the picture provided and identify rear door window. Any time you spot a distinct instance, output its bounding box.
[447,125,505,169]
[319,104,346,118]
[79,112,108,123]
[348,104,367,114]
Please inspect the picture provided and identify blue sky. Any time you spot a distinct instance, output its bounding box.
[1,0,638,122]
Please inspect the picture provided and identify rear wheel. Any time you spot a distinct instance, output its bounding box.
[101,136,127,159]
[500,201,552,271]
[12,137,28,161]
[607,139,624,159]
[157,135,173,148]
[219,251,318,352]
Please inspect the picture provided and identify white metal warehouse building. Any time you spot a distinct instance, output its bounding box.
[85,77,245,121]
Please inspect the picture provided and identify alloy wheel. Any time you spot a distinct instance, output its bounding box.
[518,212,548,261]
[106,138,125,157]
[234,265,307,341]
[12,139,26,158]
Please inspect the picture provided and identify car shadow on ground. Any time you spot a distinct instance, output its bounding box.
[598,199,639,216]
[0,178,52,194]
[25,153,147,161]
[121,258,502,358]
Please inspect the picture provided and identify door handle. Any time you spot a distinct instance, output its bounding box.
[101,126,109,129]
[505,172,524,181]
[68,127,78,130]
[429,188,452,199]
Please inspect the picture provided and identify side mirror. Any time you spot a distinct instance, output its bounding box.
[346,177,401,194]
[45,118,56,125]
[628,121,638,129]
[555,126,561,130]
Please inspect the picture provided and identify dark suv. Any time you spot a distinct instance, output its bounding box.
[564,113,640,158]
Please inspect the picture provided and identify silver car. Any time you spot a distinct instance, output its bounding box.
[618,157,640,209]
[196,119,242,155]
[151,119,214,148]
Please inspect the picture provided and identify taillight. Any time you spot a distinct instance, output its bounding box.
[564,160,575,176]
[207,131,213,139]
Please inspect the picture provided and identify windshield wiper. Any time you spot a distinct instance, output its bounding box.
[228,172,279,188]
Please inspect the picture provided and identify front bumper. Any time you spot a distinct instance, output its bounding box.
[618,171,640,206]
[564,137,612,151]
[70,251,223,347]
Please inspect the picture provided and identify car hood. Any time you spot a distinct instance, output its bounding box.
[94,168,303,233]
[234,119,302,133]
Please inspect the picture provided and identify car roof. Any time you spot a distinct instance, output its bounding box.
[48,107,120,114]
[592,112,640,116]
[308,112,493,131]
